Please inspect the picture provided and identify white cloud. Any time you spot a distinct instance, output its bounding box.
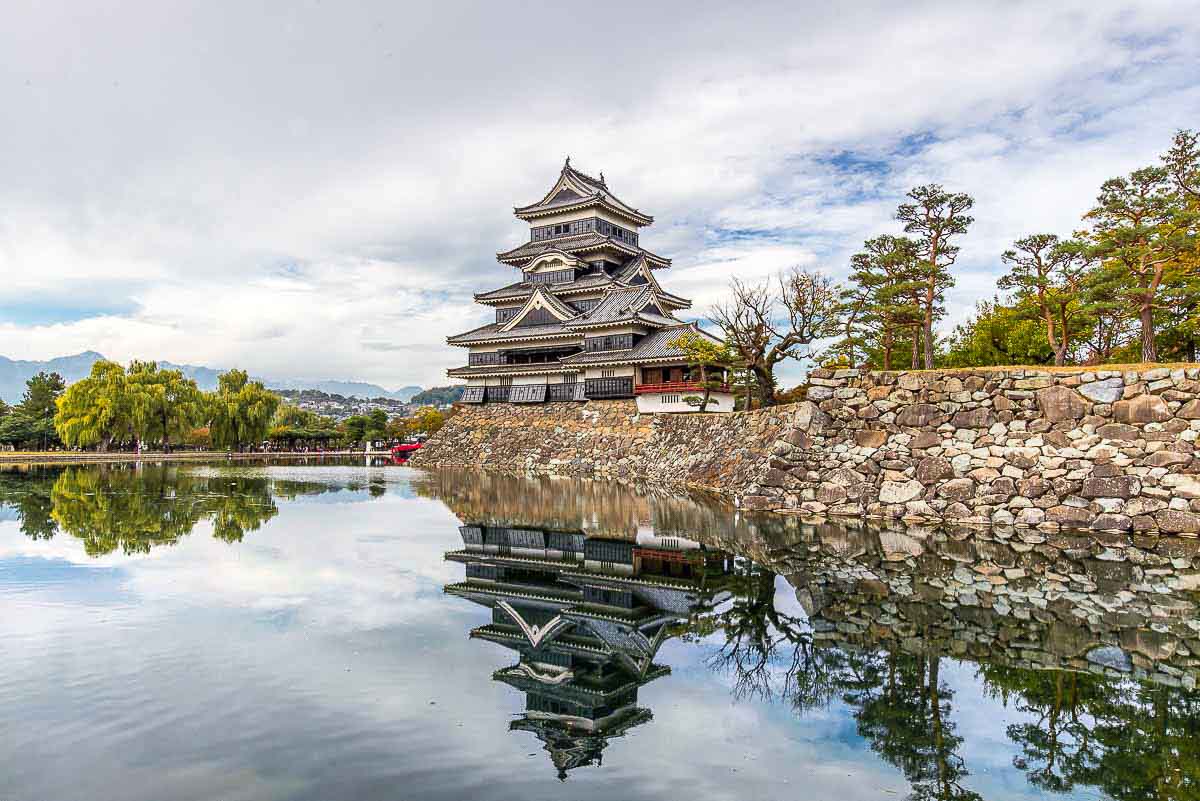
[1,0,1198,386]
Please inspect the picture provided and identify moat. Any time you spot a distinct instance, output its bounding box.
[2,460,1198,800]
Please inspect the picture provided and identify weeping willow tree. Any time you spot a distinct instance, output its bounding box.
[55,360,134,450]
[207,369,281,451]
[126,361,206,452]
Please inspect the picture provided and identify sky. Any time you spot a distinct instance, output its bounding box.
[2,0,1199,389]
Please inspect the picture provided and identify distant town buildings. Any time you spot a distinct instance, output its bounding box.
[275,389,453,422]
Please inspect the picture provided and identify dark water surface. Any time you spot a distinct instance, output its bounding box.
[2,461,1198,801]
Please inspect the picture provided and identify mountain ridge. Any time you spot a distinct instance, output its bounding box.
[0,352,423,404]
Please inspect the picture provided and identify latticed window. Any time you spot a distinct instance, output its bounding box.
[508,528,546,549]
[584,538,634,564]
[585,334,634,352]
[529,217,636,245]
[527,269,574,284]
[586,377,633,399]
[469,351,505,366]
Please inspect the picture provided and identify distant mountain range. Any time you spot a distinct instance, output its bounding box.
[0,351,423,404]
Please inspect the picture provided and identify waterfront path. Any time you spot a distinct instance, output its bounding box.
[0,451,370,466]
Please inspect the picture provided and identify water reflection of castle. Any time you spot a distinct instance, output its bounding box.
[444,523,733,779]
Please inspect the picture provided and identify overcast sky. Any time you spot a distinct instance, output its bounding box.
[2,0,1198,389]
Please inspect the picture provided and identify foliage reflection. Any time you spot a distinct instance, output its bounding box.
[0,465,354,554]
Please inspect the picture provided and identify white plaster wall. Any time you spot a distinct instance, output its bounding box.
[636,391,734,414]
[584,365,635,379]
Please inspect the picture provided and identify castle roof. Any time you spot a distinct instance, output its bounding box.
[446,321,574,345]
[496,232,670,268]
[565,285,680,330]
[559,323,719,366]
[474,255,689,309]
[514,159,653,227]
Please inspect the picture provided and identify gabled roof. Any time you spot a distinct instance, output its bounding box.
[612,255,690,309]
[446,320,575,345]
[496,232,671,269]
[473,273,614,304]
[523,249,588,272]
[497,285,579,332]
[474,255,689,307]
[565,285,682,330]
[559,323,722,366]
[514,159,653,227]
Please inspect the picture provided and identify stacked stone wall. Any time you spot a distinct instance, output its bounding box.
[411,365,1200,534]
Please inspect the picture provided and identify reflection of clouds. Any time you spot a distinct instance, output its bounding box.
[0,466,462,634]
[0,464,1113,800]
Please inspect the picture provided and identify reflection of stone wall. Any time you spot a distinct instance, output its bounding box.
[413,467,763,544]
[760,519,1200,689]
[413,366,1200,533]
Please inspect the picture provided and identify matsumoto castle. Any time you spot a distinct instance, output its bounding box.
[447,160,734,413]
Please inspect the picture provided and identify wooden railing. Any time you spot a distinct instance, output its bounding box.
[634,381,731,395]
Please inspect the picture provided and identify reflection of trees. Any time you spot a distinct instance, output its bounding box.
[980,665,1104,793]
[204,476,280,543]
[1,466,287,555]
[0,469,56,540]
[699,564,982,800]
[49,466,207,555]
[684,561,822,703]
[699,560,1200,801]
[981,664,1200,800]
[850,652,982,801]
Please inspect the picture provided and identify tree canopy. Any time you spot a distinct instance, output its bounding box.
[208,369,281,450]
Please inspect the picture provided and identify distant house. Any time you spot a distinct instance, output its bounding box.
[446,160,733,413]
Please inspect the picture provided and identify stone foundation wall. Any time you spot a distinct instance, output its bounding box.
[410,401,654,479]
[412,365,1200,534]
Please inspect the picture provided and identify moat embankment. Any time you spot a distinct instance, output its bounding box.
[0,450,365,466]
[411,365,1200,534]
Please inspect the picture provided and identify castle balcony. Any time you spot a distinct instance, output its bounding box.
[634,381,731,396]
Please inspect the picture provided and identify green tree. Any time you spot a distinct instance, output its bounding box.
[998,234,1095,366]
[410,406,449,436]
[205,476,279,543]
[207,369,281,451]
[126,361,205,452]
[842,235,925,370]
[0,469,57,539]
[666,329,737,412]
[266,404,339,448]
[896,185,974,369]
[54,360,135,450]
[341,414,368,445]
[1079,266,1138,362]
[365,408,389,442]
[979,665,1106,794]
[942,298,1052,367]
[1164,128,1200,201]
[21,371,66,418]
[1084,166,1197,363]
[0,372,66,449]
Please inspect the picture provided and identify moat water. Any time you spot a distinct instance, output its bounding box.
[2,460,1198,801]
